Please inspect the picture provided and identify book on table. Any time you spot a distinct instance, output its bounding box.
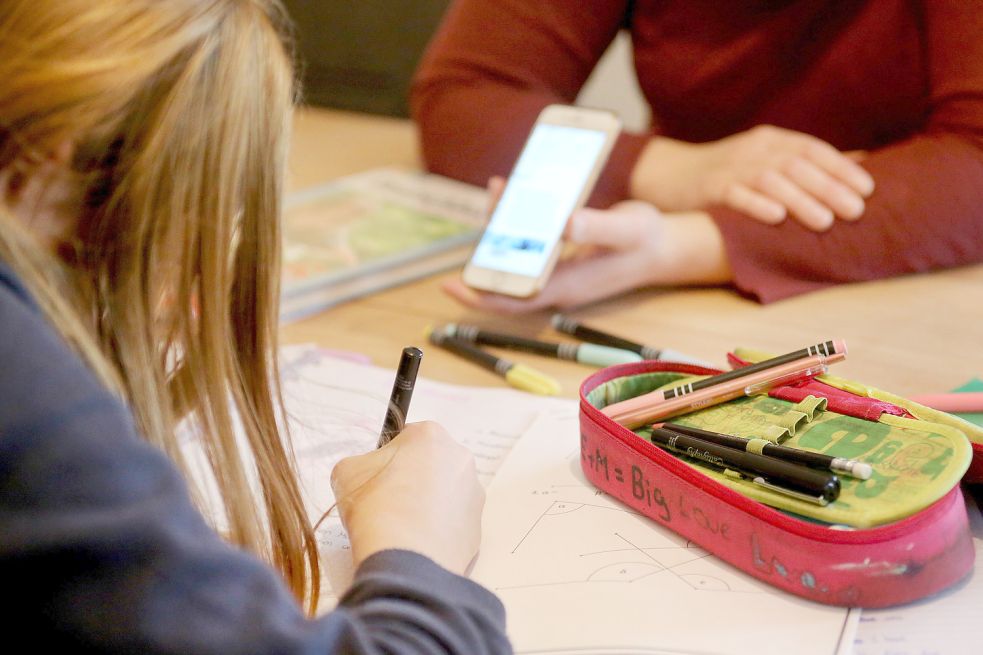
[281,167,487,322]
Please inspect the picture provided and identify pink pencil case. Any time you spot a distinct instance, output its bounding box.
[579,359,976,607]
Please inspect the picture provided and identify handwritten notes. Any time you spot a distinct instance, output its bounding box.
[275,345,573,604]
[185,344,972,653]
[472,409,854,655]
[853,492,982,655]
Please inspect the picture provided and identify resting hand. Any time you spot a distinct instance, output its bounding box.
[331,421,484,574]
[443,201,730,314]
[631,125,875,231]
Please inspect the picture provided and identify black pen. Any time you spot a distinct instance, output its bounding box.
[378,346,423,448]
[649,427,841,505]
[657,422,872,480]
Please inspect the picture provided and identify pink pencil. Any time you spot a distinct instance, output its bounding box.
[602,352,845,429]
[909,392,983,414]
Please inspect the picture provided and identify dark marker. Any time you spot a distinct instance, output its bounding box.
[551,313,708,366]
[552,313,662,359]
[656,422,872,480]
[427,329,560,395]
[649,426,841,505]
[442,323,641,367]
[378,346,423,448]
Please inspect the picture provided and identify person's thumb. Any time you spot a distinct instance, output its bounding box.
[565,201,659,250]
[486,176,506,215]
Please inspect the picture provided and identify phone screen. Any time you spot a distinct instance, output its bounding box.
[469,123,608,277]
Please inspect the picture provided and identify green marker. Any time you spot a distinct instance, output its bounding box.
[441,323,642,368]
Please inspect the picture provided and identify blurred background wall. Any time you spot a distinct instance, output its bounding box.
[283,2,649,131]
[283,0,451,117]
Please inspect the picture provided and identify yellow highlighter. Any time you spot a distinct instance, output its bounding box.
[427,328,561,396]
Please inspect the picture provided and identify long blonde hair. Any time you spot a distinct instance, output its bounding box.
[0,0,321,610]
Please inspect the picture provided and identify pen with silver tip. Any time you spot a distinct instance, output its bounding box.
[656,421,872,480]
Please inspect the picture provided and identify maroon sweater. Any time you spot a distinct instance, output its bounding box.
[411,0,983,302]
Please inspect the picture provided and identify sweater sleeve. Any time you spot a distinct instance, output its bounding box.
[710,0,983,303]
[0,272,510,655]
[410,0,647,207]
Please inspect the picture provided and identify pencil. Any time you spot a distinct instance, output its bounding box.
[660,340,847,401]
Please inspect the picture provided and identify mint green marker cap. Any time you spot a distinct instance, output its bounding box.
[575,343,643,367]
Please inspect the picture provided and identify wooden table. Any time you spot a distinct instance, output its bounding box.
[283,106,983,400]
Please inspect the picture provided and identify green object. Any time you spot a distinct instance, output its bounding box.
[953,378,983,428]
[577,343,644,367]
[588,367,973,528]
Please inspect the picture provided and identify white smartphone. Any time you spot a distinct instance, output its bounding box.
[462,104,621,297]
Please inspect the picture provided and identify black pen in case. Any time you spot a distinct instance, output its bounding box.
[658,422,873,480]
[649,427,841,505]
[378,346,423,448]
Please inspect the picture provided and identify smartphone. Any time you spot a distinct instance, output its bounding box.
[462,104,621,297]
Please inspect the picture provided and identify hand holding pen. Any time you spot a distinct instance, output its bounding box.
[331,345,485,574]
[378,346,423,447]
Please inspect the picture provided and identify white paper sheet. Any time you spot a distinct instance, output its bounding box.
[471,407,855,655]
[275,345,575,603]
[853,493,982,655]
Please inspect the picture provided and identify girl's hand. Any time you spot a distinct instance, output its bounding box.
[631,125,875,231]
[331,421,484,574]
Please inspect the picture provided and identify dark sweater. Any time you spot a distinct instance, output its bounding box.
[412,0,983,302]
[0,262,511,654]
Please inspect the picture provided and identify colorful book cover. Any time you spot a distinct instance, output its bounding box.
[281,168,487,322]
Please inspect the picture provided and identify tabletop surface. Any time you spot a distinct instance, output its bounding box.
[282,106,983,400]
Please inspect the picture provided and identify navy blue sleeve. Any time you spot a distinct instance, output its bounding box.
[0,266,511,655]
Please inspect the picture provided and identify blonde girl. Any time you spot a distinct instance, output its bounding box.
[0,1,507,652]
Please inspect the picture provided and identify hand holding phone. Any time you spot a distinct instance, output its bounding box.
[462,105,621,298]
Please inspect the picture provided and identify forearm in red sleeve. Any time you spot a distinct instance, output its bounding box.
[710,1,983,303]
[712,134,983,303]
[410,0,647,207]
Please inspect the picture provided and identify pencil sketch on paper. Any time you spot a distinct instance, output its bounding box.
[471,409,852,655]
[271,345,578,610]
[492,490,766,597]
